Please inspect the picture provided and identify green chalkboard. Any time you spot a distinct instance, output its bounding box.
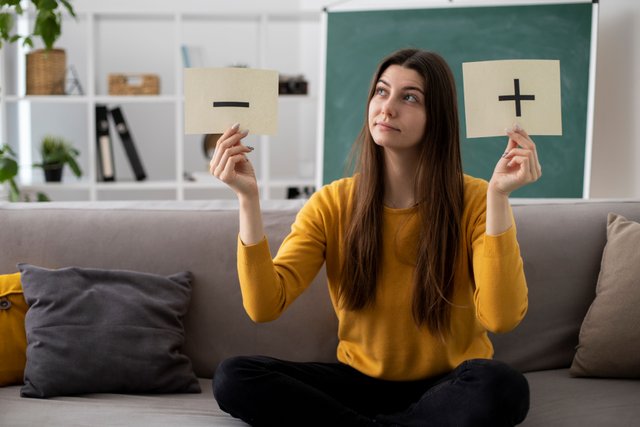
[323,2,595,198]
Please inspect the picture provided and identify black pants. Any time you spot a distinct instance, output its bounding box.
[213,356,529,427]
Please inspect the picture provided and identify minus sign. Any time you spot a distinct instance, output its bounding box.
[213,101,250,108]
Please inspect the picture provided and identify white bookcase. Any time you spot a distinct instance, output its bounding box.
[0,4,321,201]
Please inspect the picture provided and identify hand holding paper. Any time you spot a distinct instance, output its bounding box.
[209,123,265,246]
[209,123,257,198]
[489,125,543,197]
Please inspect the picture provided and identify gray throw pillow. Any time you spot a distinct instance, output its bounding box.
[570,213,640,378]
[18,264,201,398]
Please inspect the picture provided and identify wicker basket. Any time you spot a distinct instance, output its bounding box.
[108,74,160,95]
[26,49,67,95]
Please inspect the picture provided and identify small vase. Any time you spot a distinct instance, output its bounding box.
[43,164,64,182]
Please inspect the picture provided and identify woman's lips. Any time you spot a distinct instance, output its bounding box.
[376,121,400,131]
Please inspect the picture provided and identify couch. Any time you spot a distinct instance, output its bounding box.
[1,199,639,426]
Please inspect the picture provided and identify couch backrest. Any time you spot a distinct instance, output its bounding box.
[0,201,337,379]
[2,200,639,376]
[493,200,640,372]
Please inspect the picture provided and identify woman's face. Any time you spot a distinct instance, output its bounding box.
[368,64,427,152]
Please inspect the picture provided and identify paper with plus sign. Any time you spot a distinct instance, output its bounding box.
[184,67,279,135]
[462,59,562,138]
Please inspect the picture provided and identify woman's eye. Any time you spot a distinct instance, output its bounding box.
[375,87,386,96]
[405,94,418,102]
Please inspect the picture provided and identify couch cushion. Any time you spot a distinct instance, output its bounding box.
[2,372,638,426]
[0,378,246,427]
[18,264,200,398]
[0,272,27,386]
[570,213,640,378]
[522,369,640,426]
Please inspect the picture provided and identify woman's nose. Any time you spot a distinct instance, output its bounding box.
[381,99,395,117]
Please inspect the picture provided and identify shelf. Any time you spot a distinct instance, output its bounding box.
[21,179,316,192]
[3,95,90,103]
[96,180,178,191]
[278,95,317,102]
[1,6,321,202]
[183,179,315,190]
[94,95,179,104]
[268,179,316,187]
[2,95,179,104]
[20,181,180,191]
[21,181,91,189]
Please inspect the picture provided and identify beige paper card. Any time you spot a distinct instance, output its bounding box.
[462,60,562,138]
[184,67,278,135]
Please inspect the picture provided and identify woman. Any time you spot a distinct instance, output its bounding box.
[210,49,540,426]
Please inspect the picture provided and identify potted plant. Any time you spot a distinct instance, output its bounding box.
[33,135,82,182]
[0,0,76,95]
[0,143,49,201]
[0,144,20,201]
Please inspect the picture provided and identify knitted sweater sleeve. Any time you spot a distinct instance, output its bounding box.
[467,179,529,333]
[236,188,333,322]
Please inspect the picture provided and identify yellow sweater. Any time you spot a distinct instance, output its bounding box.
[238,175,528,381]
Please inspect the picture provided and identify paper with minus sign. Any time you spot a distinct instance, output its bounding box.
[184,67,278,135]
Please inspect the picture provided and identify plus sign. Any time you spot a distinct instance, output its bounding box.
[498,79,535,117]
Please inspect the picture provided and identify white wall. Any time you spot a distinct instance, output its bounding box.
[590,0,639,198]
[75,0,302,14]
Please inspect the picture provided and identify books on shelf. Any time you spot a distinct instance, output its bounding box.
[94,105,147,182]
[110,107,147,181]
[95,105,115,182]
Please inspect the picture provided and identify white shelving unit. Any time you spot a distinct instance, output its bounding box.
[0,4,321,201]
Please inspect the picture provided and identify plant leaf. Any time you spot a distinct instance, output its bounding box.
[9,178,21,202]
[0,143,17,157]
[0,13,14,43]
[33,8,61,50]
[37,191,51,202]
[0,157,19,182]
[59,0,76,17]
[66,154,82,178]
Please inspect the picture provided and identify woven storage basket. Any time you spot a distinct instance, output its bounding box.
[108,74,160,95]
[26,49,67,95]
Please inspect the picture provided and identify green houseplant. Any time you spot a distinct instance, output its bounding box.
[33,135,82,182]
[0,143,49,201]
[0,0,76,94]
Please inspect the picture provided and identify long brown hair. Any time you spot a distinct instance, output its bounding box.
[340,49,464,337]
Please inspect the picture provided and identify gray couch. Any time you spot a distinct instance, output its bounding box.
[1,199,639,426]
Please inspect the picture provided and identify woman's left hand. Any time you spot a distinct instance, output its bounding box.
[489,125,542,196]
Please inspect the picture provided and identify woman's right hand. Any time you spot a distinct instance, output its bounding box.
[209,123,257,198]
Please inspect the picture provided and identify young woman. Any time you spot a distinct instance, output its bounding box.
[209,49,540,426]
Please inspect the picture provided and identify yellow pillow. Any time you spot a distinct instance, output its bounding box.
[0,273,27,386]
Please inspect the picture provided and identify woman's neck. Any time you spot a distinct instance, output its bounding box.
[383,149,419,209]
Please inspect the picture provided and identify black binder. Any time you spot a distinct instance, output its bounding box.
[109,107,147,181]
[95,105,115,182]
